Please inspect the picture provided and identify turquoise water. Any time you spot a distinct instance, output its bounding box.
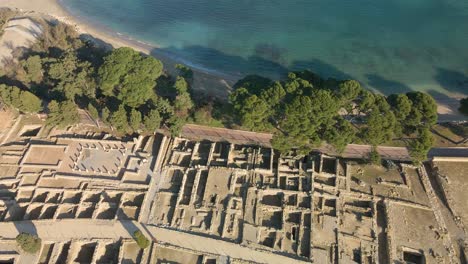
[62,0,468,97]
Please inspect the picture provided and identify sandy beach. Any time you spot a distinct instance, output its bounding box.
[0,0,466,122]
[0,0,236,99]
[1,0,151,53]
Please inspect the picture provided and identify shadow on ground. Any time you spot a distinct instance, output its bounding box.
[434,67,468,95]
[366,74,413,95]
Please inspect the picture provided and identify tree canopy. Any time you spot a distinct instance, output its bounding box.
[409,127,434,163]
[0,19,441,162]
[109,105,129,132]
[98,47,163,107]
[129,108,142,131]
[46,100,79,128]
[46,50,96,101]
[133,230,150,249]
[0,84,42,113]
[16,233,41,253]
[143,109,162,132]
[229,71,438,161]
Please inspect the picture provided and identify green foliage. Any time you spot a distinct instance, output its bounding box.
[191,104,224,127]
[260,81,286,108]
[275,95,321,153]
[1,22,195,136]
[324,118,356,153]
[173,76,194,115]
[143,109,162,132]
[233,75,272,95]
[459,97,468,115]
[153,97,175,120]
[232,72,349,153]
[271,132,296,154]
[361,96,396,146]
[21,91,43,113]
[16,233,41,253]
[357,90,375,114]
[337,80,362,102]
[167,115,185,137]
[101,107,110,122]
[98,47,163,107]
[283,72,313,94]
[20,55,43,85]
[0,84,21,108]
[387,94,412,120]
[409,127,434,163]
[238,95,272,131]
[109,105,129,132]
[133,230,150,249]
[369,147,382,165]
[175,64,193,79]
[230,71,437,160]
[46,100,79,127]
[87,103,99,119]
[229,88,250,109]
[387,94,412,136]
[46,50,96,101]
[129,108,142,131]
[406,91,437,129]
[0,84,42,113]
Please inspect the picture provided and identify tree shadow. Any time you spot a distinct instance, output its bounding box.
[291,59,354,81]
[153,45,288,79]
[120,220,140,238]
[79,33,114,52]
[155,44,359,82]
[365,74,412,95]
[13,220,38,237]
[428,147,468,158]
[148,44,358,100]
[434,67,468,95]
[0,188,38,237]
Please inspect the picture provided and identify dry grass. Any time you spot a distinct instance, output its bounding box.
[432,124,468,147]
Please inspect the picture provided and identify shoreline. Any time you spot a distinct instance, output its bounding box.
[0,0,467,122]
[0,0,238,99]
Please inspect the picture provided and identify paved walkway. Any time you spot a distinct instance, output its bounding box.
[182,124,273,147]
[0,220,307,264]
[429,147,468,158]
[319,144,411,161]
[144,226,306,264]
[183,124,468,161]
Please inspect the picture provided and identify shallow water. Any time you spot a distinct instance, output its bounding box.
[63,0,468,96]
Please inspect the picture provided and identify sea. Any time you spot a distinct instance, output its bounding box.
[61,0,468,98]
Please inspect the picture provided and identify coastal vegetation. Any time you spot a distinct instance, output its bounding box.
[0,19,193,135]
[228,72,437,162]
[0,84,42,113]
[0,16,439,163]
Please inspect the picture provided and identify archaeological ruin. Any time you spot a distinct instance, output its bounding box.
[0,114,467,263]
